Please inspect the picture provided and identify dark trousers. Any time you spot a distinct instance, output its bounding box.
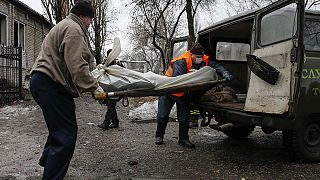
[104,99,118,123]
[189,91,206,120]
[30,72,77,180]
[157,95,190,123]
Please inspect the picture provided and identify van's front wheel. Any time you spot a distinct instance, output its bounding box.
[282,118,320,163]
[222,125,255,139]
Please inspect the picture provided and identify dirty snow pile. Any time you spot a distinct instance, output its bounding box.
[129,100,177,120]
[0,104,37,118]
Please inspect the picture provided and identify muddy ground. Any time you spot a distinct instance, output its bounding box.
[1,94,320,179]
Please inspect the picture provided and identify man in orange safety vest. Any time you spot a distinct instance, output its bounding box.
[155,43,232,148]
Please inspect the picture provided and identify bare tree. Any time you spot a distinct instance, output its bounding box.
[91,0,118,65]
[41,0,118,66]
[129,0,216,73]
[41,0,75,25]
[185,0,216,49]
[225,0,320,16]
[306,0,320,9]
[129,0,186,74]
[186,0,195,48]
[225,0,275,14]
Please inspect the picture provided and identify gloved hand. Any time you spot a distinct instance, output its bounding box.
[222,71,232,81]
[93,86,107,101]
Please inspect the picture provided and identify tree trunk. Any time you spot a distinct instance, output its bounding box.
[186,0,195,49]
[56,0,63,23]
[94,23,102,65]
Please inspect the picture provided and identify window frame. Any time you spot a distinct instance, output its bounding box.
[257,3,298,47]
[216,42,250,61]
[13,20,25,50]
[304,19,320,52]
[0,12,8,46]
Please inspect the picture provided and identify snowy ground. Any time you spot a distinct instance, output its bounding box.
[1,95,320,179]
[128,100,177,120]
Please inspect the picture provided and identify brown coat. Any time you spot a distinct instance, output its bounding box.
[31,13,98,97]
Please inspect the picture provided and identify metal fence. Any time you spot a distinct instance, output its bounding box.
[0,46,22,107]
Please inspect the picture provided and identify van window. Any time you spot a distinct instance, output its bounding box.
[304,20,320,51]
[172,41,188,59]
[260,4,297,46]
[216,42,250,61]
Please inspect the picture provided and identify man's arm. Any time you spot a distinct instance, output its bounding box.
[172,60,188,77]
[208,59,232,81]
[208,59,226,76]
[62,35,98,92]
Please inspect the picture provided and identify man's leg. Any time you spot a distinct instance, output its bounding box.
[38,134,52,167]
[176,97,195,148]
[108,100,119,128]
[98,104,111,130]
[189,91,205,128]
[31,72,77,179]
[155,95,174,145]
[189,105,200,128]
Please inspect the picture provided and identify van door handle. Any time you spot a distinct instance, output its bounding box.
[290,48,297,63]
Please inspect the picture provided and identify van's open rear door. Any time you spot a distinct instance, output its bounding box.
[245,0,304,114]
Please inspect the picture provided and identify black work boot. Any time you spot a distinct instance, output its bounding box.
[155,122,167,145]
[98,111,111,130]
[98,120,110,130]
[38,156,46,167]
[108,104,119,129]
[109,120,119,129]
[178,122,195,148]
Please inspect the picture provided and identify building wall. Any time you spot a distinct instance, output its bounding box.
[0,0,51,85]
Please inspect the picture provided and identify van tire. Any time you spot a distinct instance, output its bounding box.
[222,125,255,139]
[282,118,320,163]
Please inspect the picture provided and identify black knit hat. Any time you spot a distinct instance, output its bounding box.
[70,0,94,18]
[190,43,204,55]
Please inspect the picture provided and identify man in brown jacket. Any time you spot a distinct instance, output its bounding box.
[30,1,106,179]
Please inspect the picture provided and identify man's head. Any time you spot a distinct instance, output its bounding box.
[190,43,204,64]
[70,0,94,28]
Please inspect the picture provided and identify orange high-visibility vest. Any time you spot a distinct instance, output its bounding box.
[166,51,209,96]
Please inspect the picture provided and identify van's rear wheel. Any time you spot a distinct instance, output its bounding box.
[222,125,255,139]
[282,118,320,163]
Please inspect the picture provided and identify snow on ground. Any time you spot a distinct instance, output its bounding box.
[0,103,37,118]
[129,100,177,120]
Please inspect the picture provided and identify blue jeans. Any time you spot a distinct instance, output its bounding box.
[157,95,190,123]
[30,72,77,180]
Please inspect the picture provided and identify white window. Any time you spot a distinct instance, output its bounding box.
[0,13,7,46]
[172,41,188,59]
[14,20,25,50]
[259,4,297,46]
[216,42,250,61]
[304,20,320,51]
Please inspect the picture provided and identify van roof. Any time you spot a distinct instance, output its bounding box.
[199,7,320,36]
[198,9,258,36]
[306,9,320,16]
